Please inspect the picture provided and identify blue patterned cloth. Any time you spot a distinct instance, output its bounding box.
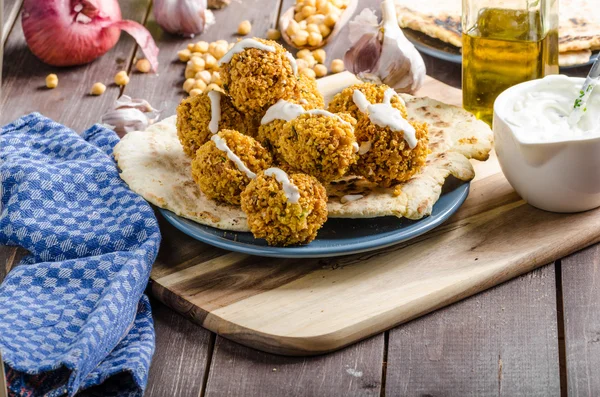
[0,113,161,397]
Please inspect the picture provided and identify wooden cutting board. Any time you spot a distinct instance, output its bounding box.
[150,77,600,356]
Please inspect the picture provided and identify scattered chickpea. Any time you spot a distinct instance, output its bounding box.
[313,48,326,64]
[90,82,106,96]
[303,54,317,67]
[194,79,207,91]
[296,58,309,70]
[45,74,58,89]
[185,67,196,79]
[114,71,130,86]
[330,58,345,74]
[196,70,212,85]
[267,28,281,41]
[212,44,228,60]
[183,78,196,93]
[187,43,195,51]
[300,67,316,79]
[204,54,218,69]
[211,71,222,84]
[297,49,311,59]
[313,64,327,77]
[194,41,209,53]
[189,57,206,72]
[308,32,323,47]
[206,83,222,92]
[324,13,339,28]
[136,59,152,73]
[238,20,252,35]
[178,49,192,62]
[189,88,203,97]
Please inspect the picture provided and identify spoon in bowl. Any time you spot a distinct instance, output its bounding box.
[568,56,600,126]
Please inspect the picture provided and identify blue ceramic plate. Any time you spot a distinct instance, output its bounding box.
[403,28,598,70]
[159,179,470,258]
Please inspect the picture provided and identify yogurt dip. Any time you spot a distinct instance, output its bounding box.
[494,75,600,213]
[503,75,600,144]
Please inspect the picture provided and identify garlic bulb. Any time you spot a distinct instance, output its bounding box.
[153,0,209,37]
[102,96,160,136]
[344,0,425,94]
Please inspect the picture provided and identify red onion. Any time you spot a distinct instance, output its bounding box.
[22,0,159,71]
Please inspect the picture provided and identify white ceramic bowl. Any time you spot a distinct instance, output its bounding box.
[493,76,600,213]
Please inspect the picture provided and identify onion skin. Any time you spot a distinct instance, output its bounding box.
[22,0,159,71]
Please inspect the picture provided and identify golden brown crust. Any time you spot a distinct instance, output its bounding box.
[353,120,430,187]
[277,113,357,184]
[327,83,408,123]
[291,74,325,110]
[241,172,328,246]
[221,38,297,114]
[176,93,244,157]
[191,129,272,205]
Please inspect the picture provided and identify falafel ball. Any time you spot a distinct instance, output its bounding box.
[277,112,357,183]
[177,92,245,157]
[192,129,272,205]
[353,119,429,187]
[241,170,327,246]
[220,38,297,113]
[291,73,324,110]
[328,83,408,123]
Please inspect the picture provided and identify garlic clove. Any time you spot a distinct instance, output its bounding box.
[344,0,425,94]
[153,0,209,38]
[102,96,161,136]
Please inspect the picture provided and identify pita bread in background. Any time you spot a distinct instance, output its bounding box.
[396,0,600,54]
[114,96,492,231]
[559,50,592,67]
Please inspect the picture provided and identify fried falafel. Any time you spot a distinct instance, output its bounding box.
[328,83,408,123]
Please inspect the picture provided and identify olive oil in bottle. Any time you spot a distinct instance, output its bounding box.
[462,7,558,125]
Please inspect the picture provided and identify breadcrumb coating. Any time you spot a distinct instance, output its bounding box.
[191,129,272,205]
[277,113,357,183]
[241,171,328,246]
[221,38,297,114]
[327,83,408,123]
[353,119,429,187]
[291,73,324,110]
[177,93,245,157]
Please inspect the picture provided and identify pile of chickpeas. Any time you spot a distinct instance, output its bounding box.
[177,40,233,97]
[285,0,349,47]
[295,48,344,78]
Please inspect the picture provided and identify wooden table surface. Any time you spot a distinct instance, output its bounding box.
[1,0,598,395]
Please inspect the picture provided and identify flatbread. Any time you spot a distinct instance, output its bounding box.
[396,0,600,53]
[114,97,492,231]
[559,50,592,67]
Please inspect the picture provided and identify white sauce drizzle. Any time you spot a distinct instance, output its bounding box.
[352,142,359,153]
[341,194,364,204]
[208,90,221,134]
[305,109,352,127]
[261,100,305,125]
[264,167,300,204]
[358,141,372,155]
[211,135,256,179]
[352,89,417,149]
[285,52,298,75]
[299,99,308,105]
[218,38,276,65]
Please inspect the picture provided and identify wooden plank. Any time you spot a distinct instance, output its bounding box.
[561,246,600,396]
[145,299,214,397]
[0,246,26,282]
[385,265,561,396]
[0,0,150,132]
[125,0,285,119]
[205,334,384,397]
[2,0,21,44]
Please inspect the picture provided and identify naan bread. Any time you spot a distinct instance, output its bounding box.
[114,97,492,231]
[559,50,592,67]
[396,0,600,53]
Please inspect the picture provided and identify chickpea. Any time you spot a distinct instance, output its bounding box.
[183,78,196,93]
[90,82,106,96]
[301,5,316,18]
[189,57,206,72]
[308,32,323,47]
[300,67,316,79]
[304,54,317,67]
[330,58,345,74]
[196,70,212,85]
[312,48,326,64]
[306,14,325,24]
[194,41,209,53]
[324,12,339,28]
[316,0,328,11]
[296,58,309,70]
[212,44,228,60]
[317,2,332,14]
[330,0,344,8]
[211,71,222,85]
[294,12,304,22]
[178,49,192,62]
[296,49,311,59]
[114,71,130,86]
[286,20,300,36]
[187,43,195,51]
[313,64,327,77]
[216,40,229,47]
[238,20,252,35]
[185,67,196,79]
[307,23,320,34]
[206,83,222,92]
[204,54,218,69]
[45,74,58,89]
[304,0,316,6]
[318,23,331,37]
[189,88,203,97]
[267,28,281,40]
[298,20,308,29]
[292,30,309,46]
[194,79,207,91]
